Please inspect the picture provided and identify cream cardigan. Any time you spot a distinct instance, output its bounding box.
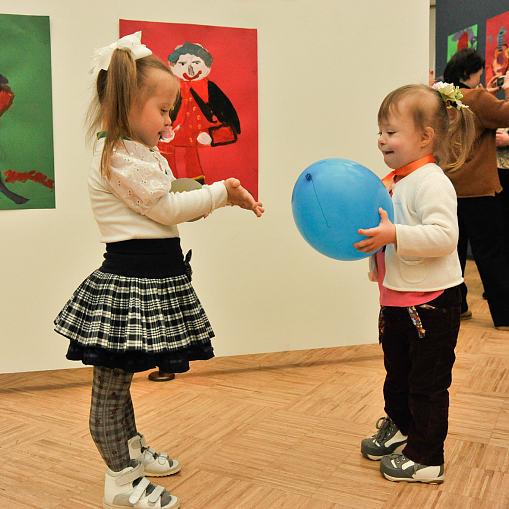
[369,163,463,292]
[88,139,228,243]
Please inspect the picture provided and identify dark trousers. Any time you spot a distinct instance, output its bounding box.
[89,366,137,471]
[498,169,509,260]
[381,286,461,466]
[457,196,509,326]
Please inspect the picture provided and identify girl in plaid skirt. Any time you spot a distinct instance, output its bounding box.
[54,32,263,509]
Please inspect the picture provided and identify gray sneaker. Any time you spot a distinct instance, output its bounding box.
[361,416,408,460]
[380,453,445,483]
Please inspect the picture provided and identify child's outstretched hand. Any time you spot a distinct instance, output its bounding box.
[224,178,265,217]
[354,208,396,253]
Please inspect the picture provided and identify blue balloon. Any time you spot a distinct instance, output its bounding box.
[292,158,394,261]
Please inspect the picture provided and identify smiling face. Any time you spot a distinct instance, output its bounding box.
[378,102,431,170]
[129,69,179,147]
[170,53,211,81]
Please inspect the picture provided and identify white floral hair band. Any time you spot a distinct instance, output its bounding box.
[89,31,152,75]
[432,82,469,110]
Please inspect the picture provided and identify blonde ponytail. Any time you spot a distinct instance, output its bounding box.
[86,49,177,179]
[439,106,476,173]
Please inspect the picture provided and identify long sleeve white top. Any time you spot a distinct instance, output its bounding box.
[88,138,228,243]
[369,163,463,292]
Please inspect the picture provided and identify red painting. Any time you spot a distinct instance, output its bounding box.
[120,20,259,200]
[486,11,509,85]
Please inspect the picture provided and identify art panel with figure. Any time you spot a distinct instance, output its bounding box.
[120,19,258,199]
[486,10,509,85]
[0,13,55,210]
[447,25,477,62]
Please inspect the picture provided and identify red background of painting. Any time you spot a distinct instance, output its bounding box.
[120,19,259,199]
[485,11,509,84]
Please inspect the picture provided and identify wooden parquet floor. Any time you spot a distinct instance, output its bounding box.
[0,259,508,509]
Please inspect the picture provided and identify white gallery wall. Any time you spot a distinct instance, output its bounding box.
[0,0,430,373]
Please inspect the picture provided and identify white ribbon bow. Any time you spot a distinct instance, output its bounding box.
[89,31,152,75]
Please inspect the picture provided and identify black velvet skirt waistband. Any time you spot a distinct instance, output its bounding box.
[99,238,187,278]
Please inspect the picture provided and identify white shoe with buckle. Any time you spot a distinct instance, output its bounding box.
[103,460,180,508]
[128,433,181,477]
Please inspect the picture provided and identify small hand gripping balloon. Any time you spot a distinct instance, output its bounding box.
[292,158,394,261]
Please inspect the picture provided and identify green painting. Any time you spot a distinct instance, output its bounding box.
[447,25,478,63]
[0,13,54,210]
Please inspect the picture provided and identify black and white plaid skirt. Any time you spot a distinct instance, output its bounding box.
[54,238,214,373]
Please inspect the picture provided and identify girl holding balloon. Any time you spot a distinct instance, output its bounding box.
[354,83,476,484]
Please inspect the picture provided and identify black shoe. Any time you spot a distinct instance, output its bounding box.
[460,310,472,320]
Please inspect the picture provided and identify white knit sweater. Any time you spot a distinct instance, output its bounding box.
[369,163,463,292]
[88,139,227,243]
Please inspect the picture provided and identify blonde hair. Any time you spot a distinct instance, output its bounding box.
[378,84,476,172]
[86,49,179,178]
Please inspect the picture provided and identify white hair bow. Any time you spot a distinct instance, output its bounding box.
[89,31,152,75]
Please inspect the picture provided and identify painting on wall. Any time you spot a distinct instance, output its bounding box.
[119,19,259,200]
[486,11,509,85]
[0,13,55,210]
[447,25,478,62]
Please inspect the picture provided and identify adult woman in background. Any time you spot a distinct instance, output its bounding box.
[496,128,509,259]
[443,48,509,330]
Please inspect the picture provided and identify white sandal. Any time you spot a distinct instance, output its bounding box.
[128,433,181,477]
[103,460,180,509]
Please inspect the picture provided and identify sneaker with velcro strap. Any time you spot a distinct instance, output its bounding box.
[380,453,445,483]
[361,416,408,460]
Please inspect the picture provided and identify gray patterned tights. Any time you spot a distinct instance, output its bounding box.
[89,366,138,471]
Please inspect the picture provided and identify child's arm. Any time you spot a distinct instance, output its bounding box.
[357,173,458,258]
[144,179,264,225]
[224,178,264,217]
[106,142,263,225]
[354,208,396,254]
[146,179,263,225]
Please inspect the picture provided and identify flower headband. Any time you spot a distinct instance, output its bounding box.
[432,81,468,110]
[89,31,152,75]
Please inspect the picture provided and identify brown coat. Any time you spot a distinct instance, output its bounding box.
[445,87,509,198]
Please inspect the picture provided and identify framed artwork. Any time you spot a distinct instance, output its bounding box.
[486,11,509,85]
[447,25,478,62]
[0,13,55,210]
[120,19,259,200]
